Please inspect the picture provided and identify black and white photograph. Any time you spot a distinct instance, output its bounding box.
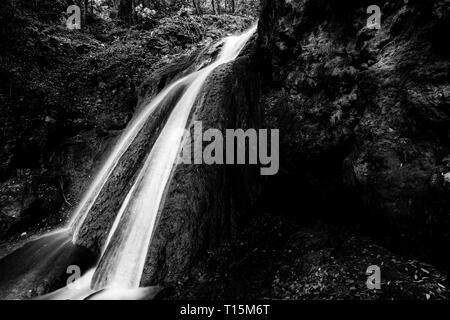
[0,0,449,311]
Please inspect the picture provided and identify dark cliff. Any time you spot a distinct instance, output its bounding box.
[256,0,450,269]
[160,1,450,300]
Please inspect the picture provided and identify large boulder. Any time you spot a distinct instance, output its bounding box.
[141,49,263,285]
[74,41,263,287]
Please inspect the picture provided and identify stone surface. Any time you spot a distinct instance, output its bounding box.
[141,49,263,285]
[256,0,450,268]
[0,170,62,238]
[74,40,263,287]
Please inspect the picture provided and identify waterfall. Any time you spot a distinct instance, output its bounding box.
[67,74,193,243]
[41,24,257,298]
[91,25,257,290]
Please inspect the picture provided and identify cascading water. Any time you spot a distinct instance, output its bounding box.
[91,25,258,290]
[29,24,257,299]
[68,74,193,243]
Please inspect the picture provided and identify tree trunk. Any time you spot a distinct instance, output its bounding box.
[211,0,217,14]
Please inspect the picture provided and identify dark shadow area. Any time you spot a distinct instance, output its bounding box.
[0,230,95,299]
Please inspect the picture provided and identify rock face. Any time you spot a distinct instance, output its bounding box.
[141,48,263,285]
[74,39,263,285]
[74,83,186,254]
[74,47,224,254]
[256,0,450,268]
[0,170,62,238]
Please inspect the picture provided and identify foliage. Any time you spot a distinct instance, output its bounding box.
[85,0,259,26]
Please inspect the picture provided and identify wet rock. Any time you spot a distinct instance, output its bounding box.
[0,230,95,299]
[74,89,180,255]
[73,40,262,285]
[140,49,262,285]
